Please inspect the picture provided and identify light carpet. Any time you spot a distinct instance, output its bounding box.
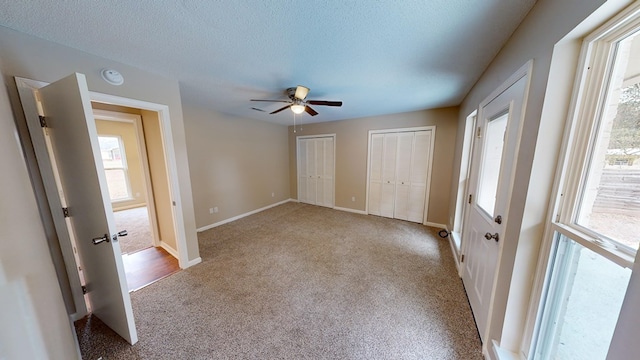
[113,206,153,254]
[76,202,482,359]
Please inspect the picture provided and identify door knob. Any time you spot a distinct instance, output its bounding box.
[494,215,502,224]
[484,232,499,242]
[92,233,110,245]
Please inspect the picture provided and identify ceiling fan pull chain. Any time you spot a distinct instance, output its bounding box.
[293,113,296,133]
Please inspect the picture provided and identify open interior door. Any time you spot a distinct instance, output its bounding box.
[38,73,137,344]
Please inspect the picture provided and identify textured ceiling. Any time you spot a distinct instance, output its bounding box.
[0,0,536,125]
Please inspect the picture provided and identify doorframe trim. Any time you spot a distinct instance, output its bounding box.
[365,126,437,225]
[89,92,189,269]
[92,109,161,249]
[296,134,337,207]
[459,60,533,353]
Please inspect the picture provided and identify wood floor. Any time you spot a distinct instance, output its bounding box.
[122,247,180,292]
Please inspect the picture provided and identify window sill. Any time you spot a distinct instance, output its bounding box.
[492,341,525,360]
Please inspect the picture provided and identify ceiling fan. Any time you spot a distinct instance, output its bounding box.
[251,85,342,116]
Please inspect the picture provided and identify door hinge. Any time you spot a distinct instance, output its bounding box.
[476,126,481,138]
[468,194,472,204]
[39,115,47,128]
[81,285,87,295]
[461,254,465,263]
[62,207,70,218]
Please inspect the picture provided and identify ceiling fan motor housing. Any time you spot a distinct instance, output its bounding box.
[286,87,298,100]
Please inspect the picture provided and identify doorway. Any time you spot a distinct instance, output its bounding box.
[92,106,180,291]
[460,63,531,342]
[15,74,189,343]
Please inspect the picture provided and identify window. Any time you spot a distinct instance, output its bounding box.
[98,136,132,202]
[452,111,476,251]
[533,6,640,359]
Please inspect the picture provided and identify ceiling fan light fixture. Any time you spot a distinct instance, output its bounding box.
[291,104,305,114]
[294,85,310,100]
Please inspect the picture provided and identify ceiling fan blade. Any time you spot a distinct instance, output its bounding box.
[305,106,319,116]
[306,100,342,107]
[251,107,266,112]
[270,105,291,114]
[295,85,310,100]
[250,99,291,103]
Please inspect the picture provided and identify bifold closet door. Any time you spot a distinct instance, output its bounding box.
[316,137,334,207]
[298,137,334,208]
[368,130,432,224]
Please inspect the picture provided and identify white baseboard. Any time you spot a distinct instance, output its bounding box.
[112,203,146,212]
[449,230,462,274]
[333,206,367,215]
[160,241,178,259]
[69,312,83,322]
[196,199,295,232]
[425,221,447,229]
[185,257,202,268]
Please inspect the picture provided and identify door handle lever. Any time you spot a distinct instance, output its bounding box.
[92,233,110,245]
[117,230,128,237]
[484,232,499,242]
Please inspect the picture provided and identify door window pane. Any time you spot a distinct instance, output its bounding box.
[576,31,640,251]
[535,233,631,359]
[477,112,509,216]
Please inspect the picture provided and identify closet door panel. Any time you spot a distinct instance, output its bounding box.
[382,134,398,183]
[394,132,413,220]
[368,134,384,215]
[407,184,426,223]
[411,131,431,183]
[323,138,334,207]
[306,139,317,204]
[407,131,431,223]
[394,183,410,220]
[298,139,308,203]
[380,134,397,218]
[380,182,395,218]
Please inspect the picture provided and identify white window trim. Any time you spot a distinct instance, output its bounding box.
[98,134,134,203]
[554,4,640,267]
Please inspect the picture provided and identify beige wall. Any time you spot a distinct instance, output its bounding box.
[288,107,458,226]
[183,104,291,229]
[0,26,200,265]
[0,62,79,358]
[95,119,147,211]
[141,109,177,250]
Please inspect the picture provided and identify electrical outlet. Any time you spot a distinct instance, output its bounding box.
[352,196,356,202]
[209,208,214,214]
[214,207,219,213]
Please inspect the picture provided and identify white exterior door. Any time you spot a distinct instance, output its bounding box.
[297,136,335,208]
[38,73,138,344]
[461,74,528,342]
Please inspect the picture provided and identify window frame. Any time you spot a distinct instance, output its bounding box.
[528,3,640,358]
[98,134,133,203]
[554,8,640,267]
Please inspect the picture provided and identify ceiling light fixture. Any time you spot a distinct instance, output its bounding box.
[290,104,305,114]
